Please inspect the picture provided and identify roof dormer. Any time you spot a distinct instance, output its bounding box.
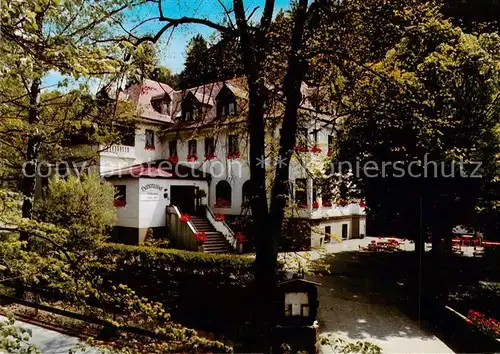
[151,94,171,115]
[216,85,236,118]
[181,92,201,122]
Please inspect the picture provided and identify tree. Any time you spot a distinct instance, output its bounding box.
[0,0,148,242]
[128,1,328,345]
[332,3,500,255]
[34,174,116,251]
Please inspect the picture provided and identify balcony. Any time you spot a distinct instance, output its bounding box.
[100,144,136,159]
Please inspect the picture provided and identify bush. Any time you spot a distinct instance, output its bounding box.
[34,174,116,251]
[89,244,256,332]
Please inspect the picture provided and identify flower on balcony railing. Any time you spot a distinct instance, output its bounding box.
[179,214,191,223]
[467,310,500,338]
[205,153,217,161]
[310,146,322,153]
[195,231,207,245]
[327,150,333,157]
[214,213,225,221]
[298,203,308,209]
[339,200,348,207]
[114,200,126,208]
[294,145,308,153]
[145,145,155,151]
[359,200,366,208]
[227,152,240,160]
[234,232,247,246]
[214,198,231,208]
[167,155,179,164]
[312,201,320,209]
[323,200,333,207]
[186,154,198,162]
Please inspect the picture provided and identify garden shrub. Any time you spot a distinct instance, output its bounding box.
[90,244,256,332]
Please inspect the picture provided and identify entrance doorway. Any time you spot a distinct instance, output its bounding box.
[170,186,196,214]
[342,224,348,240]
[324,226,331,243]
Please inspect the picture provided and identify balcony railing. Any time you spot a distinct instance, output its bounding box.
[100,145,136,159]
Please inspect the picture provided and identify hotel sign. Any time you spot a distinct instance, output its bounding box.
[140,183,165,201]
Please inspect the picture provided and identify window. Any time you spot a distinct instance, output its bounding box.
[322,185,333,203]
[228,135,239,155]
[328,135,334,154]
[242,180,251,206]
[183,103,199,121]
[311,130,319,145]
[205,137,215,156]
[188,140,197,156]
[217,96,236,117]
[295,178,307,206]
[182,94,200,122]
[114,185,126,208]
[145,130,155,150]
[215,180,232,208]
[298,128,308,148]
[117,125,135,147]
[169,140,177,157]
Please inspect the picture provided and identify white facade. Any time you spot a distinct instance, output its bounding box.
[101,79,366,246]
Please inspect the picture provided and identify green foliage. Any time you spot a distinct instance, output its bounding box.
[34,174,116,251]
[330,2,500,240]
[94,243,254,290]
[319,335,382,354]
[0,314,39,354]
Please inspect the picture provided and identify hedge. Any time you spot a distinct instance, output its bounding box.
[91,244,257,333]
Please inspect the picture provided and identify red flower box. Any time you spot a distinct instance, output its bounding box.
[310,146,322,153]
[214,213,225,221]
[205,154,217,161]
[195,231,207,245]
[145,145,155,151]
[114,200,126,208]
[359,200,366,208]
[227,152,240,160]
[214,198,231,208]
[312,201,320,209]
[186,154,198,162]
[339,200,348,207]
[167,155,179,164]
[294,145,308,153]
[323,200,333,207]
[299,203,308,209]
[234,232,246,246]
[179,214,191,223]
[468,310,500,338]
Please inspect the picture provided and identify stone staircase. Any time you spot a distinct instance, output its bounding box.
[190,215,232,254]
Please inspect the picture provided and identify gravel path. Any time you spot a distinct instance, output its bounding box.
[314,239,454,354]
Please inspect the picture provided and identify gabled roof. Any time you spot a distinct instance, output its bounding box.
[122,77,327,131]
[103,160,211,180]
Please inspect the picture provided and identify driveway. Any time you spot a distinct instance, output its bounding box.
[0,315,97,354]
[313,239,453,353]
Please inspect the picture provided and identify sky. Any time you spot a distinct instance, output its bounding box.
[44,0,291,89]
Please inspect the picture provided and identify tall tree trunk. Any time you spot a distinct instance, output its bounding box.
[20,77,41,242]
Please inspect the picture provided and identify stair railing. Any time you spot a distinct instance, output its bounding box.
[166,205,200,251]
[205,205,242,253]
